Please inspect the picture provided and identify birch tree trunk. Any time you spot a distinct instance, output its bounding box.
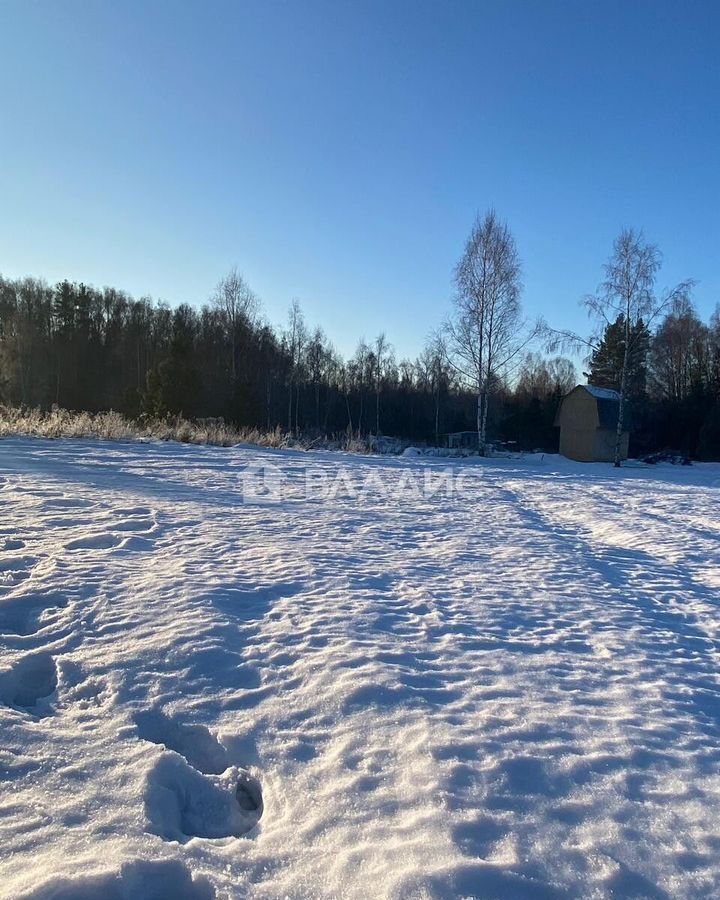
[614,310,631,467]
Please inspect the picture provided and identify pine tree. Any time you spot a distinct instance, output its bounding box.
[586,315,650,399]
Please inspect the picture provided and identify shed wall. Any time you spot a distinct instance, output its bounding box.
[593,428,629,462]
[559,426,596,462]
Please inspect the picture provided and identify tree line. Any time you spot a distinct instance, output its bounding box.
[0,265,572,448]
[1,212,718,458]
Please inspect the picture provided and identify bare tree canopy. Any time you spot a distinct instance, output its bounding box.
[444,209,537,451]
[372,332,393,435]
[212,267,258,328]
[516,353,577,401]
[650,296,711,402]
[211,268,259,382]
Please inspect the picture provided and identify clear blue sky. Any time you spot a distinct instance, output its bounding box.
[1,0,718,360]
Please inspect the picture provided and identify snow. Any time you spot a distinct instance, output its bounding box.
[2,437,720,899]
[582,384,622,401]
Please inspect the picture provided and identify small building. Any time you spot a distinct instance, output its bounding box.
[444,431,481,450]
[555,384,630,462]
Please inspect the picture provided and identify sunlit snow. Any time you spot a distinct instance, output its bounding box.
[2,437,720,899]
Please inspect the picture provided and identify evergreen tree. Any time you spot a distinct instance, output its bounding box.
[143,305,200,417]
[586,315,650,399]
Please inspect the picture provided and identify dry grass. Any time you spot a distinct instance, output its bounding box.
[0,405,375,453]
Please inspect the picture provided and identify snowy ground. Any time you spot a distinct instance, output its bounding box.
[2,438,720,900]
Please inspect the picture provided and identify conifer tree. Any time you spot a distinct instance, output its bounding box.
[586,315,650,399]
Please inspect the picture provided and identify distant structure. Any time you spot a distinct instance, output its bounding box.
[445,431,481,450]
[555,384,629,462]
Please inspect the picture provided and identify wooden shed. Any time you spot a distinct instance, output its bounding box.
[555,384,629,462]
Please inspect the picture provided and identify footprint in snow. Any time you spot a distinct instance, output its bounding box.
[40,497,96,511]
[2,538,25,551]
[134,708,229,774]
[0,652,58,715]
[0,591,68,636]
[136,709,263,842]
[144,754,263,842]
[64,532,123,551]
[452,816,510,858]
[114,518,155,533]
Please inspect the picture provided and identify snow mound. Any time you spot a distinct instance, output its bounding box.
[144,754,263,842]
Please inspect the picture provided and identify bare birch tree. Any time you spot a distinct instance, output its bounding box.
[285,299,306,433]
[373,332,392,435]
[444,210,534,453]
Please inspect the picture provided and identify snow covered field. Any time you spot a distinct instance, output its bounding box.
[2,437,720,900]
